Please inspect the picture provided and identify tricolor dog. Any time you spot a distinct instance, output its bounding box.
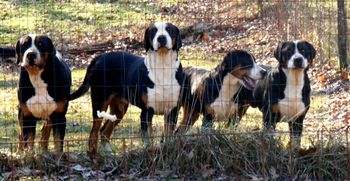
[16,35,71,152]
[69,22,183,157]
[252,40,316,146]
[175,50,266,134]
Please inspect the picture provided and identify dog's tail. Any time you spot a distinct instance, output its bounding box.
[69,58,98,101]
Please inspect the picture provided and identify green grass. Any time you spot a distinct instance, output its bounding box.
[0,0,159,45]
[0,65,330,154]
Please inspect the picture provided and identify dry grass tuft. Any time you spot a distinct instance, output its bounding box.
[0,131,347,180]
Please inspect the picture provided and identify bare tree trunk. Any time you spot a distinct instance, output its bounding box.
[337,0,348,69]
[257,0,263,17]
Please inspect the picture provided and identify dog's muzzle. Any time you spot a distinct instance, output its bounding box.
[157,35,167,48]
[293,58,303,68]
[26,52,36,66]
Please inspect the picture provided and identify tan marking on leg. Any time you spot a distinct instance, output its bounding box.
[40,119,52,151]
[27,131,35,150]
[18,113,24,152]
[206,105,215,115]
[176,104,200,134]
[141,94,148,108]
[88,118,103,158]
[55,100,68,113]
[54,132,62,153]
[101,97,129,144]
[272,104,280,113]
[19,103,32,117]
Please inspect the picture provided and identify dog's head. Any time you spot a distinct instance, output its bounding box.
[15,34,56,71]
[222,50,266,90]
[144,22,182,52]
[274,40,316,69]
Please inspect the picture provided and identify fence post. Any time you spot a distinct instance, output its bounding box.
[10,143,15,181]
[122,138,128,176]
[66,140,71,180]
[317,129,324,181]
[178,136,184,177]
[260,132,267,179]
[346,128,350,179]
[288,132,294,179]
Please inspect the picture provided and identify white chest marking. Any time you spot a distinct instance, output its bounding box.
[26,70,57,119]
[190,70,208,95]
[210,74,240,121]
[145,51,181,114]
[278,69,306,120]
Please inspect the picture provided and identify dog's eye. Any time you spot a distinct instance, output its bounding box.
[166,27,171,33]
[286,47,293,52]
[299,48,305,53]
[150,28,157,35]
[22,41,29,47]
[37,41,42,47]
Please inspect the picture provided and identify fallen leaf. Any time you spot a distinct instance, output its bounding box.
[202,34,210,42]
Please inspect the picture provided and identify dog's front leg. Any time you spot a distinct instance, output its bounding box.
[288,114,305,149]
[19,113,37,151]
[50,112,67,152]
[140,108,154,147]
[263,106,280,132]
[40,119,52,152]
[163,107,179,141]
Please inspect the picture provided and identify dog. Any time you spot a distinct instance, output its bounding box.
[175,50,266,134]
[16,34,71,152]
[252,40,316,147]
[0,47,16,62]
[69,22,183,157]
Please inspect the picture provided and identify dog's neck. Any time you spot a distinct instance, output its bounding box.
[27,69,47,94]
[144,50,179,84]
[282,68,305,99]
[219,73,241,100]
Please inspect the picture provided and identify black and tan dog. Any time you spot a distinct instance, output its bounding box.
[252,40,316,146]
[69,22,184,157]
[16,34,71,152]
[175,50,266,134]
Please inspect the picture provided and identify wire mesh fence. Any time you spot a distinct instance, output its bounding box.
[0,0,349,180]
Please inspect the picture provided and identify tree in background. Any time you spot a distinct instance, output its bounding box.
[337,0,348,69]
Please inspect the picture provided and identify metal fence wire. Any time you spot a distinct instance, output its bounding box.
[0,0,349,180]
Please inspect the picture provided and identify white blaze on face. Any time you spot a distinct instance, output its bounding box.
[21,34,41,67]
[287,41,308,69]
[152,22,172,50]
[249,62,265,80]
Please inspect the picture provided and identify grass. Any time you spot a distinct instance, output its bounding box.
[1,131,347,180]
[0,0,346,179]
[0,0,159,45]
[0,64,331,153]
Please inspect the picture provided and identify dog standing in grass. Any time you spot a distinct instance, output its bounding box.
[69,22,184,157]
[175,50,266,134]
[16,34,71,152]
[252,40,316,147]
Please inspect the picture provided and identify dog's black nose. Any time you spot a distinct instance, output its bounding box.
[157,35,167,47]
[294,57,303,68]
[27,52,36,65]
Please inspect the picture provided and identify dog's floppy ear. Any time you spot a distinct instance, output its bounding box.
[173,26,182,51]
[221,51,239,73]
[45,36,56,56]
[304,41,316,62]
[144,27,153,52]
[15,39,21,64]
[274,42,285,62]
